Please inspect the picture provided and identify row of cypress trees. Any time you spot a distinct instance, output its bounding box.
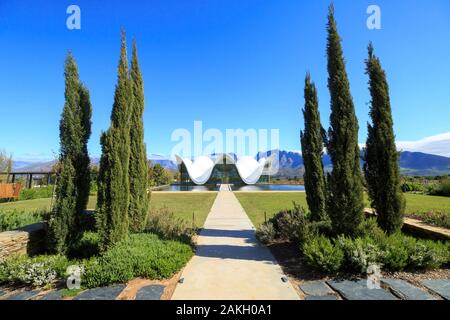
[300,5,405,236]
[97,31,149,250]
[48,31,149,253]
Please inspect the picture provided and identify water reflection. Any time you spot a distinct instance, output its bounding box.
[154,184,304,192]
[232,184,305,191]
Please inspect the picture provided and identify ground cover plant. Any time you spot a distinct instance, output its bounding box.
[0,209,47,232]
[0,232,194,289]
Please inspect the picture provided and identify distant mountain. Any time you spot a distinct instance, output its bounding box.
[13,154,178,173]
[13,160,56,172]
[12,151,450,177]
[264,150,450,178]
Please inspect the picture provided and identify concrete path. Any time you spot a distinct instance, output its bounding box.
[171,185,299,300]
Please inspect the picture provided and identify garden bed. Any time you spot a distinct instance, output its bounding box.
[267,241,450,297]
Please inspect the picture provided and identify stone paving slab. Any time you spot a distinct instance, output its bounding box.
[73,284,126,300]
[0,289,6,298]
[135,285,165,300]
[299,281,335,297]
[305,295,338,300]
[327,280,397,300]
[422,279,450,300]
[6,290,40,300]
[172,186,299,300]
[40,290,63,301]
[382,278,435,300]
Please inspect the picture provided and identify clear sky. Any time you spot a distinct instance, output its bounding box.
[1,0,449,161]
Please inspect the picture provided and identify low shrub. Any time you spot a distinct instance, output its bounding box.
[380,233,412,270]
[82,233,193,288]
[0,254,69,287]
[268,204,310,243]
[146,207,195,243]
[68,232,100,259]
[19,186,54,200]
[357,217,386,242]
[301,231,449,274]
[409,239,449,269]
[302,235,344,273]
[1,233,194,289]
[255,222,277,245]
[337,236,383,272]
[0,209,47,232]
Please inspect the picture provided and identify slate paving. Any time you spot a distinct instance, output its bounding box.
[73,284,126,300]
[0,289,6,298]
[382,278,435,300]
[327,279,397,300]
[40,290,63,301]
[299,281,335,297]
[6,290,40,300]
[422,279,450,300]
[135,285,166,300]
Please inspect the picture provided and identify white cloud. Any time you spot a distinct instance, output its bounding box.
[396,132,450,157]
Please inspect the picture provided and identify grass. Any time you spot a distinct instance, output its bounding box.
[150,192,217,227]
[0,196,97,213]
[235,192,308,226]
[402,193,450,215]
[0,193,217,228]
[235,192,450,227]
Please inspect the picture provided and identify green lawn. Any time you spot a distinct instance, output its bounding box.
[0,196,97,213]
[150,192,217,227]
[234,192,308,226]
[0,193,217,228]
[403,193,450,215]
[235,192,450,227]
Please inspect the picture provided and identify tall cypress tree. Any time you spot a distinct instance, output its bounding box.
[74,84,92,238]
[97,31,132,250]
[325,5,364,236]
[128,40,150,232]
[364,43,405,234]
[48,53,92,253]
[300,73,327,222]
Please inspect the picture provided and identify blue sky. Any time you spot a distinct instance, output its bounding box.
[0,0,449,161]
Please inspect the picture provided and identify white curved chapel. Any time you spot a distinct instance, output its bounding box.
[175,154,271,185]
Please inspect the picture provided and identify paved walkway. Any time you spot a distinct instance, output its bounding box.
[171,185,299,300]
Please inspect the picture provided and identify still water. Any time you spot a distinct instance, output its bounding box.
[154,184,304,192]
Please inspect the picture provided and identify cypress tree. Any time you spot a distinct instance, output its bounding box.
[300,73,327,222]
[74,84,92,237]
[325,5,365,236]
[128,40,150,232]
[48,53,92,253]
[97,31,132,249]
[364,43,405,234]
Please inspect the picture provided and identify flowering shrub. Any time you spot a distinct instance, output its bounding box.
[337,236,383,272]
[0,255,69,287]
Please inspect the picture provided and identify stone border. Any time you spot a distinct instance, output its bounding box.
[0,222,47,261]
[403,218,450,241]
[365,209,449,241]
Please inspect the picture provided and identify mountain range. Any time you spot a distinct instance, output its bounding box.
[12,151,450,177]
